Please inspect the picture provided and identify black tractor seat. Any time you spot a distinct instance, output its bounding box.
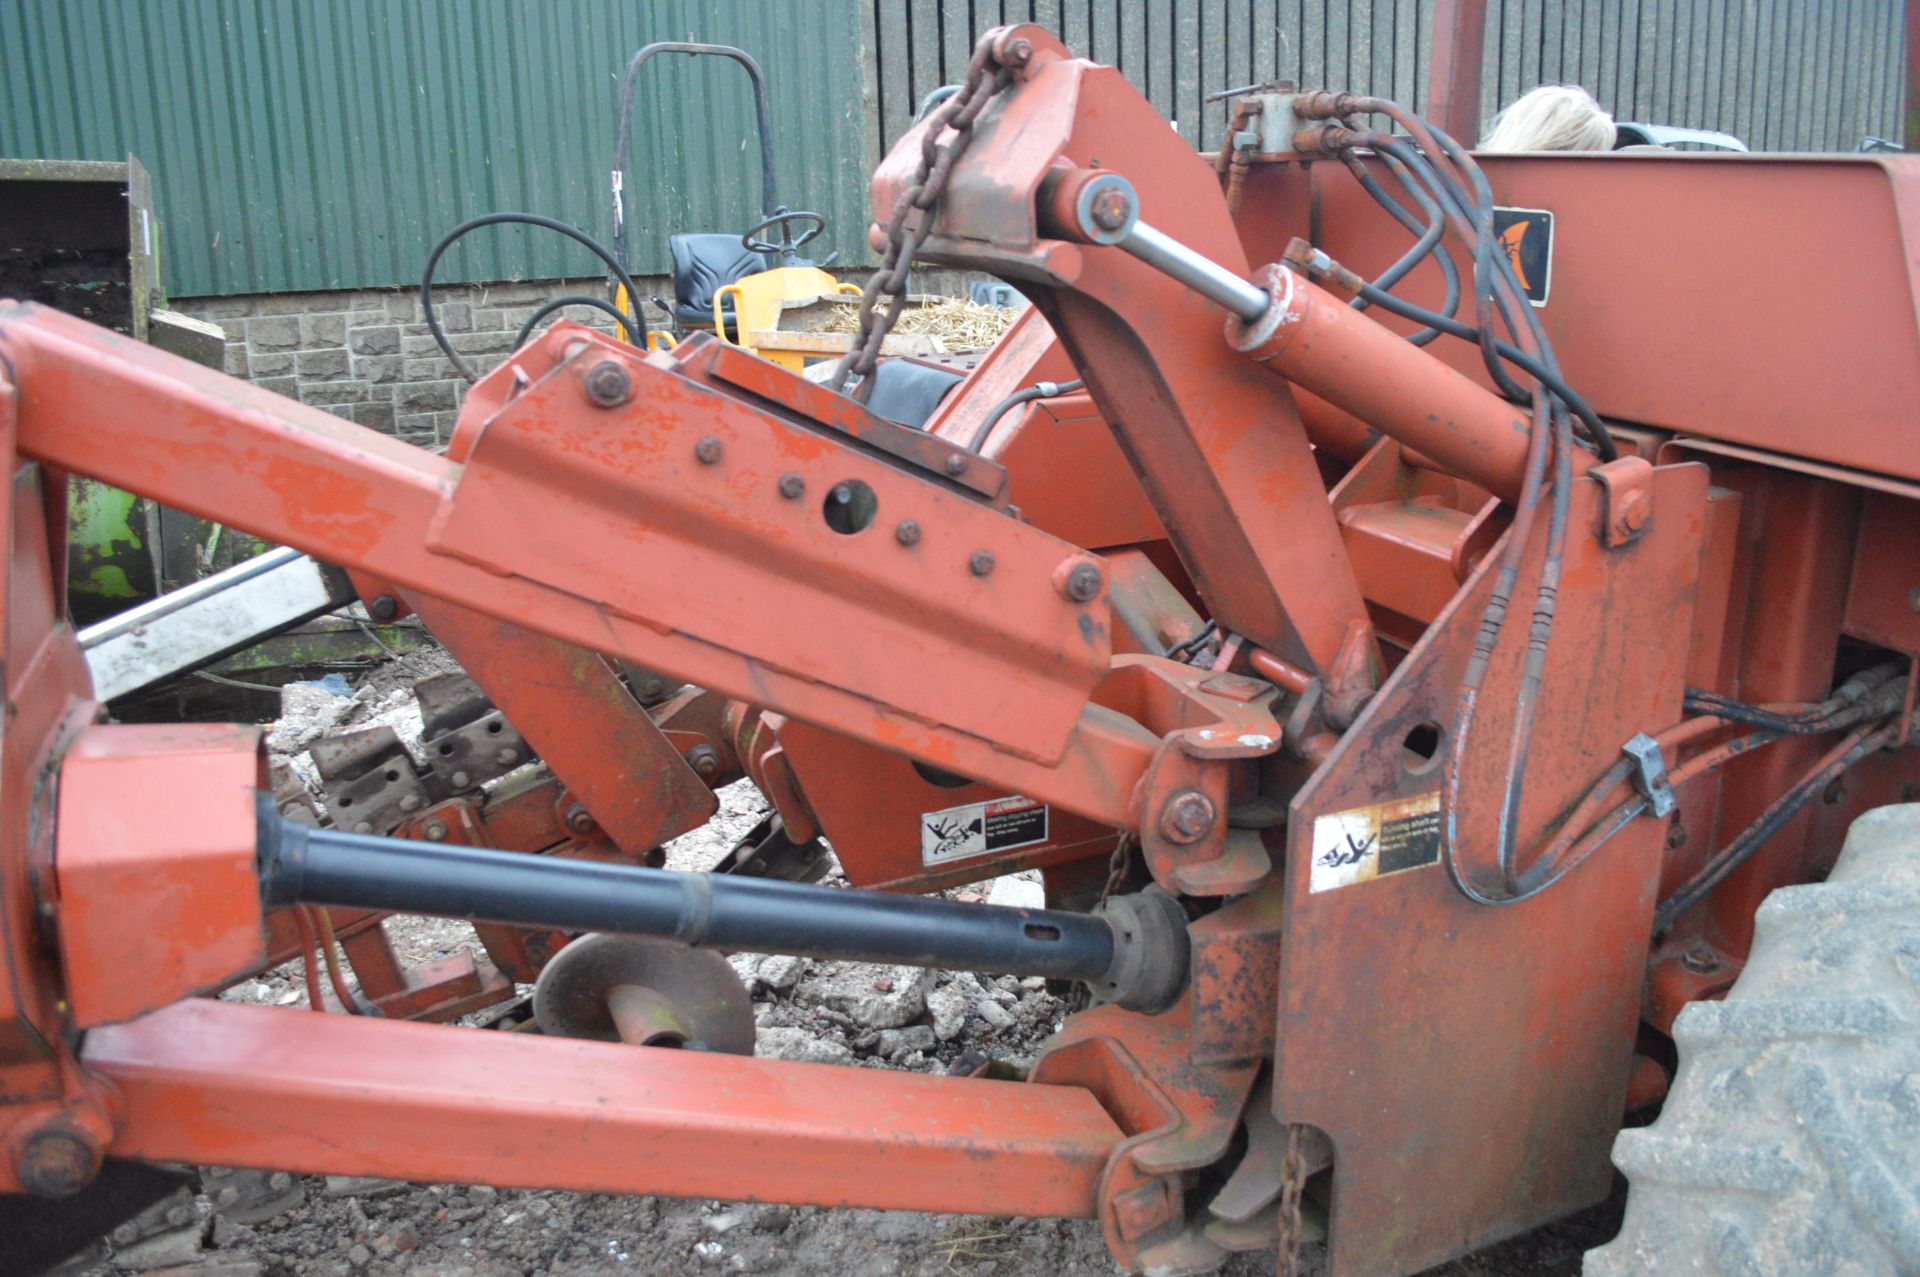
[667,233,769,331]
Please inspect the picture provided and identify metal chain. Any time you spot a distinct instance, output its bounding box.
[1275,1123,1307,1277]
[1095,830,1134,908]
[1066,831,1135,1014]
[828,31,1012,401]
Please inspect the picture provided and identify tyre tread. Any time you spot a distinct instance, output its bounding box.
[1583,803,1920,1276]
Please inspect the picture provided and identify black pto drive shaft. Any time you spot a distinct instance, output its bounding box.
[259,814,1188,1012]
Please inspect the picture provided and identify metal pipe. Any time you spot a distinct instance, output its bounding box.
[263,817,1122,984]
[1112,213,1538,498]
[1040,172,1542,497]
[1036,169,1265,320]
[1225,263,1545,500]
[1428,0,1491,146]
[1118,222,1270,321]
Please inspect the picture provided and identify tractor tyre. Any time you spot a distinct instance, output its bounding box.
[1583,803,1920,1276]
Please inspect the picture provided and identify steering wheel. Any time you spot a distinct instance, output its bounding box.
[743,209,825,256]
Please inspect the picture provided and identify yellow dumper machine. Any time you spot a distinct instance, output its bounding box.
[610,41,858,370]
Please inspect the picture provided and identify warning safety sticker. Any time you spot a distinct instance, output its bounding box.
[920,796,1049,866]
[1309,791,1443,893]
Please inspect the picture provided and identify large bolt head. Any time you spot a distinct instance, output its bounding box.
[969,550,996,577]
[688,745,722,780]
[583,360,632,408]
[16,1128,102,1198]
[1159,789,1217,845]
[1062,561,1103,603]
[1089,187,1133,232]
[1617,489,1652,534]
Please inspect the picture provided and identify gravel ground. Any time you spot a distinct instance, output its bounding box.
[69,664,1626,1277]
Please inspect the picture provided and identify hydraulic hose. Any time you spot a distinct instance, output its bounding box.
[513,294,642,351]
[1354,279,1617,462]
[966,379,1084,453]
[422,212,648,382]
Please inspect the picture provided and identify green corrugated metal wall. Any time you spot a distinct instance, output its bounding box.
[873,1,1908,154]
[0,1,870,298]
[1482,0,1909,152]
[2,2,1908,298]
[873,0,1446,153]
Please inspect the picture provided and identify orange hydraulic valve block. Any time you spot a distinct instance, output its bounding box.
[1039,167,1570,503]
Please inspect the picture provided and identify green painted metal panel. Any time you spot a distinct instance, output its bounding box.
[4,1,1907,301]
[0,0,870,297]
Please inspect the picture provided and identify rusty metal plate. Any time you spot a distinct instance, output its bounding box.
[1843,491,1920,657]
[431,341,1109,766]
[86,999,1122,1219]
[699,341,1008,504]
[1276,465,1709,1277]
[1246,155,1920,484]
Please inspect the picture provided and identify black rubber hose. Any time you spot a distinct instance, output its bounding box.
[1355,279,1619,461]
[422,212,648,383]
[1653,721,1899,933]
[1491,674,1908,905]
[1423,121,1570,400]
[1370,137,1537,405]
[1340,149,1458,345]
[512,295,643,352]
[1366,160,1446,297]
[966,379,1085,453]
[1685,664,1906,732]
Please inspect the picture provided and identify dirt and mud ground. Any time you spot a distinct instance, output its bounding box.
[71,658,1626,1277]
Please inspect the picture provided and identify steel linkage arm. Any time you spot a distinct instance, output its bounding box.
[0,303,1280,835]
[867,27,1377,692]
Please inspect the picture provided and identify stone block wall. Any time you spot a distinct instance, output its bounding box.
[177,268,980,448]
[178,277,650,448]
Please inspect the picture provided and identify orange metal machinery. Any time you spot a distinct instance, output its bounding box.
[1,26,1918,1277]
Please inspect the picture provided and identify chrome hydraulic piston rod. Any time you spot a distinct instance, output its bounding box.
[1038,167,1545,500]
[259,815,1188,1011]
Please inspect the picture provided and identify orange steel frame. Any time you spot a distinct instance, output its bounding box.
[2,25,1919,1277]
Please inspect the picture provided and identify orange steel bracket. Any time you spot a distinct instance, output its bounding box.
[85,999,1123,1219]
[54,724,266,1029]
[0,306,1153,829]
[0,380,97,1130]
[1032,999,1260,1273]
[872,28,1374,684]
[431,331,1107,765]
[401,593,717,855]
[767,716,1118,892]
[1276,464,1710,1277]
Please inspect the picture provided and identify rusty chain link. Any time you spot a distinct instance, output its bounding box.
[1064,830,1134,1014]
[1095,830,1134,908]
[828,30,1015,401]
[1275,1122,1308,1276]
